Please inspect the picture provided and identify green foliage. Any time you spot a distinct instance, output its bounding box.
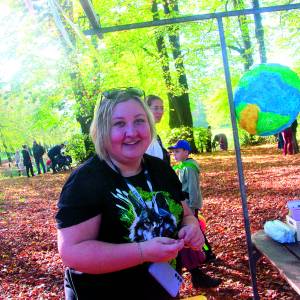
[194,127,209,153]
[165,126,211,152]
[65,134,87,163]
[166,126,194,146]
[83,134,96,159]
[240,130,276,146]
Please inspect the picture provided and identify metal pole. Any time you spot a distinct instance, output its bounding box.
[83,3,300,36]
[217,16,260,300]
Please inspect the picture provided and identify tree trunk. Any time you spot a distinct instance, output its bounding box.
[163,1,193,126]
[0,128,12,163]
[151,0,181,127]
[69,72,95,157]
[252,0,267,63]
[152,0,197,151]
[233,0,254,70]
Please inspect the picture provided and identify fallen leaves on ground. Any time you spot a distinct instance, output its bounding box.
[0,145,299,299]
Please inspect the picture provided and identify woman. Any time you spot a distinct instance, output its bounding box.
[21,145,34,177]
[56,89,204,299]
[15,150,24,176]
[146,95,170,164]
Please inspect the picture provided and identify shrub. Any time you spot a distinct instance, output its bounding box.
[194,127,208,153]
[240,131,276,146]
[166,126,193,146]
[65,134,87,163]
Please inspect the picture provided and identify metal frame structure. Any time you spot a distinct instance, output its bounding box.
[79,1,300,299]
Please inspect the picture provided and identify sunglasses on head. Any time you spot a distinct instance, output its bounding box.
[101,87,145,101]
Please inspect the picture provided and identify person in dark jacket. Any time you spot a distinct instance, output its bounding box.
[48,144,64,173]
[21,145,34,177]
[32,140,46,174]
[291,119,299,154]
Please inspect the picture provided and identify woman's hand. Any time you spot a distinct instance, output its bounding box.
[140,237,184,263]
[179,201,205,250]
[178,223,205,250]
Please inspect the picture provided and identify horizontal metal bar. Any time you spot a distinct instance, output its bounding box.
[79,0,102,38]
[83,3,300,36]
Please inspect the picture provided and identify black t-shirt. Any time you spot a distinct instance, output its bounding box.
[56,154,185,299]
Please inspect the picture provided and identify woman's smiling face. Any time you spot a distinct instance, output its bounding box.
[107,99,152,164]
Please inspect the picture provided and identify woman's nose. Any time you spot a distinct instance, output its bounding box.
[125,123,137,136]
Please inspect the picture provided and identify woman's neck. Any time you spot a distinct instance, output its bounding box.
[109,157,142,177]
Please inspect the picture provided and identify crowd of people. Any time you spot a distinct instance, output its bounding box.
[13,142,67,177]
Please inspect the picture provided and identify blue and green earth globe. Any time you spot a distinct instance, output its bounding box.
[234,63,300,136]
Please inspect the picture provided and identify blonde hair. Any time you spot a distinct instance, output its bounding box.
[90,92,156,160]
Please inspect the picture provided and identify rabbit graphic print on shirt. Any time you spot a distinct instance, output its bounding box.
[112,187,182,242]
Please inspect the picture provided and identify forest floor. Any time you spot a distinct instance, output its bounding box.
[0,145,300,299]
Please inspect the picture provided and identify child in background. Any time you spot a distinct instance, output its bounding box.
[170,140,202,217]
[168,140,221,288]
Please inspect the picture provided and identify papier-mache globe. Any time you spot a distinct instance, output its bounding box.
[234,63,300,136]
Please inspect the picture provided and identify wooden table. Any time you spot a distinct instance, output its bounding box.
[252,230,300,295]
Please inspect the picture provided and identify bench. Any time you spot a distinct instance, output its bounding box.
[252,230,300,295]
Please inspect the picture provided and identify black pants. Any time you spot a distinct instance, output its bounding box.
[35,157,46,174]
[25,163,34,177]
[64,268,172,300]
[64,269,78,300]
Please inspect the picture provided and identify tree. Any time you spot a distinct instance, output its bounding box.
[252,0,267,63]
[0,1,79,150]
[228,0,254,70]
[151,0,197,150]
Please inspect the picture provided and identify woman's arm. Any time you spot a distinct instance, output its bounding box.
[178,201,205,250]
[58,215,184,274]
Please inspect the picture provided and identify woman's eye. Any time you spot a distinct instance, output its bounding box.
[113,121,125,127]
[135,118,145,124]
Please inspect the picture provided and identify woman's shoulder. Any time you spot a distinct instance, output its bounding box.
[143,154,174,175]
[66,155,110,185]
[144,153,169,166]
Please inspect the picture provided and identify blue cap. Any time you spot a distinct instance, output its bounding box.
[168,140,191,151]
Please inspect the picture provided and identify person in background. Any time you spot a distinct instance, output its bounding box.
[206,126,212,153]
[21,145,34,177]
[291,119,299,154]
[213,133,228,151]
[276,132,284,150]
[48,144,64,173]
[169,139,222,289]
[14,150,23,176]
[56,88,204,299]
[145,95,170,164]
[281,126,294,155]
[32,140,46,174]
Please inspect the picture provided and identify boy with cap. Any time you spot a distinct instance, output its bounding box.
[169,140,202,216]
[168,140,221,289]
